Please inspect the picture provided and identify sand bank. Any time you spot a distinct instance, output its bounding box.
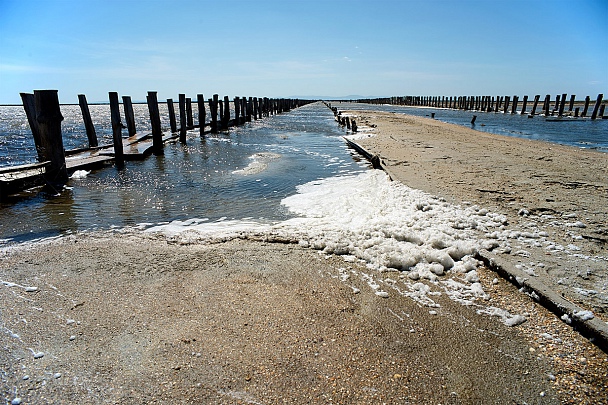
[349,110,607,321]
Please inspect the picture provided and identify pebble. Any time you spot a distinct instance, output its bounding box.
[54,373,62,379]
[69,335,76,341]
[33,351,44,359]
[11,398,22,405]
[375,291,389,298]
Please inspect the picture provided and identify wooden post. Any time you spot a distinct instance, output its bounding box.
[590,93,603,120]
[108,92,124,167]
[147,91,163,155]
[511,96,518,114]
[582,96,591,117]
[186,97,193,129]
[179,94,187,142]
[520,95,528,115]
[211,94,219,133]
[167,99,177,133]
[240,96,246,123]
[121,96,136,137]
[34,90,68,184]
[530,95,540,116]
[20,93,44,161]
[558,93,567,116]
[222,96,230,129]
[598,104,605,118]
[575,107,580,117]
[247,97,252,122]
[234,97,240,126]
[78,94,98,148]
[471,115,477,125]
[253,97,259,120]
[503,96,510,114]
[568,95,576,112]
[197,94,206,136]
[553,95,560,115]
[543,95,551,116]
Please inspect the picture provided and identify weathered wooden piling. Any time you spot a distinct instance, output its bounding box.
[20,93,43,161]
[253,97,259,120]
[186,98,193,130]
[520,95,528,115]
[167,99,177,133]
[120,96,136,137]
[108,92,124,167]
[222,96,230,130]
[543,95,551,116]
[197,94,206,136]
[530,95,540,116]
[147,91,163,155]
[247,97,253,122]
[558,93,567,116]
[511,96,519,114]
[240,96,246,123]
[234,97,240,126]
[78,94,98,148]
[591,93,603,120]
[582,96,591,117]
[179,94,187,142]
[568,95,576,112]
[210,94,219,133]
[503,96,510,114]
[34,90,68,184]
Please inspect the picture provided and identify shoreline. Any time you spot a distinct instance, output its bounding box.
[1,107,607,403]
[348,110,607,322]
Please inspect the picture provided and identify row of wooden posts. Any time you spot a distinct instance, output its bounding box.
[355,93,606,119]
[323,101,358,132]
[19,89,311,187]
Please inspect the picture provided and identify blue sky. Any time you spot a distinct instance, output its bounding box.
[0,0,606,104]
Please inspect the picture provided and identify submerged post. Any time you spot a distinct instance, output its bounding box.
[590,93,603,120]
[179,93,187,143]
[122,95,137,137]
[109,92,124,167]
[20,92,44,161]
[34,89,68,184]
[78,94,98,148]
[167,99,177,133]
[197,94,206,136]
[147,91,163,155]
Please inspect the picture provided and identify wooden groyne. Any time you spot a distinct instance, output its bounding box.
[0,90,312,200]
[355,93,606,119]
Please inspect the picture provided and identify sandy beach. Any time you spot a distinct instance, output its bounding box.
[1,110,607,404]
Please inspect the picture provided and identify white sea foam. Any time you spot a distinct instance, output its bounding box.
[143,170,525,318]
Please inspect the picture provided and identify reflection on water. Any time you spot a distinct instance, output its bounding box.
[0,103,368,244]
